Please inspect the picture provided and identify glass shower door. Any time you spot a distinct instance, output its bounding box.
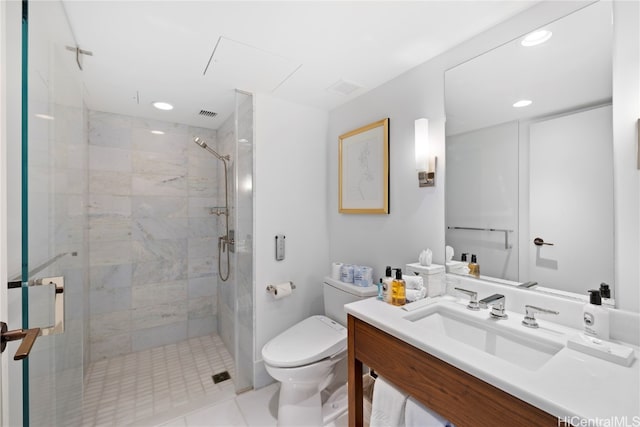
[232,91,254,393]
[8,1,87,425]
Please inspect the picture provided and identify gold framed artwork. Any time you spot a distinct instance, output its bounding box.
[338,118,389,214]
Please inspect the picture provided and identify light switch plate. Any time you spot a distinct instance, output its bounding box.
[275,234,285,261]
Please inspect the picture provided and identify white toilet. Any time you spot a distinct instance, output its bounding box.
[261,277,377,426]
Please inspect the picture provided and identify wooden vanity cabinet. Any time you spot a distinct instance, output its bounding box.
[347,315,557,427]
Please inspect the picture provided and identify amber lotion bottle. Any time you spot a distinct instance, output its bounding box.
[468,254,480,278]
[391,268,406,306]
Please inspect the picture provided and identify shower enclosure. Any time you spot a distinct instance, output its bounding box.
[192,90,255,394]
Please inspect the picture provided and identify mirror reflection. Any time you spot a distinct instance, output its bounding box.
[444,2,614,300]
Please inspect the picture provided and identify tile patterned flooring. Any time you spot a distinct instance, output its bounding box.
[82,334,237,426]
[81,333,356,426]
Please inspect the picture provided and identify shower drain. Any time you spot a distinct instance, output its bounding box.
[212,371,231,384]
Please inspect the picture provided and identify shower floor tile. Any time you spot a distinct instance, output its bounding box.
[82,334,236,426]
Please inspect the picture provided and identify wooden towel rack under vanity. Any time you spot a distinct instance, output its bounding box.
[347,315,557,427]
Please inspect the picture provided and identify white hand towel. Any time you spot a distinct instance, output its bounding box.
[370,377,409,427]
[406,287,427,302]
[403,275,424,290]
[405,397,455,427]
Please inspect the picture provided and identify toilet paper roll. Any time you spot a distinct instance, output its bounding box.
[273,282,293,300]
[340,264,354,283]
[331,262,343,281]
[353,265,373,287]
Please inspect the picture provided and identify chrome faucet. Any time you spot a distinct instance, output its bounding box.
[479,294,508,319]
[522,305,559,328]
[454,287,480,311]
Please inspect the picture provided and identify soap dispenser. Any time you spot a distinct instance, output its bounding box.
[583,289,610,340]
[382,266,393,303]
[468,254,480,278]
[391,268,406,306]
[599,282,613,307]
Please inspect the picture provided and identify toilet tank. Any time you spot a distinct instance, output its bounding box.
[323,277,378,326]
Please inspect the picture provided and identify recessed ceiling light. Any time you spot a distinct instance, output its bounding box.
[152,101,173,111]
[513,99,533,108]
[150,130,165,135]
[34,113,54,120]
[521,30,552,47]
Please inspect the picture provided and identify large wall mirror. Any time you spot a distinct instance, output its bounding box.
[444,1,614,301]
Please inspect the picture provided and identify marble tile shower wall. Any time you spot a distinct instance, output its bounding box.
[88,111,221,361]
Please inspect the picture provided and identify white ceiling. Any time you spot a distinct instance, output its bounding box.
[63,1,539,130]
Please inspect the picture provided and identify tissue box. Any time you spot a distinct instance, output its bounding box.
[446,260,469,275]
[406,263,445,297]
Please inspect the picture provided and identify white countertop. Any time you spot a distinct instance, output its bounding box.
[345,296,640,425]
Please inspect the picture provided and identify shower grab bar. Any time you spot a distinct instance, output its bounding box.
[447,226,513,250]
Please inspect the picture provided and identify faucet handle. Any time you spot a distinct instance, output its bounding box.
[454,287,480,311]
[522,305,559,328]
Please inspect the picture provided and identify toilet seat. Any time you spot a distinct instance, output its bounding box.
[262,315,347,368]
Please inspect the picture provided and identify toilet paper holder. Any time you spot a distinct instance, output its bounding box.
[266,282,296,295]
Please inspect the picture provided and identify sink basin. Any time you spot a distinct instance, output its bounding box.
[405,303,563,371]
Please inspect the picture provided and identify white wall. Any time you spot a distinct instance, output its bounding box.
[528,106,614,294]
[328,69,446,279]
[253,94,330,387]
[328,1,640,312]
[446,122,519,281]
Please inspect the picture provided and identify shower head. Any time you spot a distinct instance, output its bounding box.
[192,137,230,162]
[193,136,208,148]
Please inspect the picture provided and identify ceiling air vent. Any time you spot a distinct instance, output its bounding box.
[199,110,218,118]
[327,79,362,96]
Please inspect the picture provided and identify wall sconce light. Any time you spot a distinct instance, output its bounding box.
[415,118,436,187]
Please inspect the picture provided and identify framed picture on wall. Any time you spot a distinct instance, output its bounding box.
[338,118,389,214]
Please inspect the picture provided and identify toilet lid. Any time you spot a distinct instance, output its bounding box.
[262,315,347,368]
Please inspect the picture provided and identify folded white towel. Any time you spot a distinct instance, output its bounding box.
[371,377,409,427]
[406,287,427,302]
[405,397,455,427]
[403,275,424,290]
